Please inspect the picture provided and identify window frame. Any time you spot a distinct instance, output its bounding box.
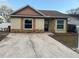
[24,18,33,30]
[56,19,64,30]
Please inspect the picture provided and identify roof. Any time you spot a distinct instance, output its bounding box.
[39,10,66,17]
[11,5,68,18]
[11,5,45,16]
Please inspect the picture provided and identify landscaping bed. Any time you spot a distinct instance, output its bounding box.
[49,33,78,48]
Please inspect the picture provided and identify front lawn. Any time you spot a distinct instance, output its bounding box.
[50,33,78,48]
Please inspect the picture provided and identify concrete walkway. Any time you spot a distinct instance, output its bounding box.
[0,33,78,58]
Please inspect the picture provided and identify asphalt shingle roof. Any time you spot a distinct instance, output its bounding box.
[11,5,68,18]
[39,10,67,17]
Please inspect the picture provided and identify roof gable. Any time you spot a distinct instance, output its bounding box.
[11,5,45,16]
[11,5,67,18]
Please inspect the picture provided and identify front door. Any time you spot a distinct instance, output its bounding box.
[44,19,49,31]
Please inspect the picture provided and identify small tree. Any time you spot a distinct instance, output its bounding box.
[0,5,13,22]
[67,7,79,14]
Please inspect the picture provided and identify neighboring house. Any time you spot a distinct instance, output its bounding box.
[68,14,79,27]
[68,14,79,33]
[68,14,79,48]
[10,5,68,33]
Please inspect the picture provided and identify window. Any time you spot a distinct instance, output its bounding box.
[57,20,64,29]
[24,19,32,28]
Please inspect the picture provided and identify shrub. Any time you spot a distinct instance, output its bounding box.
[67,24,77,33]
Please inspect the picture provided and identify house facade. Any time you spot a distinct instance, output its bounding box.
[10,5,68,33]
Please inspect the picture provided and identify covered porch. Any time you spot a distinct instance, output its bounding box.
[44,18,55,32]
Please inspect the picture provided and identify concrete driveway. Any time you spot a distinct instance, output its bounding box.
[0,33,78,58]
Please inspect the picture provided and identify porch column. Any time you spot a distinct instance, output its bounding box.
[21,18,23,32]
[32,19,35,32]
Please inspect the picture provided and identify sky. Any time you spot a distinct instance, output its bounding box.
[0,0,79,13]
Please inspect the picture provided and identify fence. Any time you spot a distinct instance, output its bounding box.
[77,26,79,48]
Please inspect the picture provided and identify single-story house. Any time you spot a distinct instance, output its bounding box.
[10,5,68,33]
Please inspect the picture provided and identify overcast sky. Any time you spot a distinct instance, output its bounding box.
[0,0,79,13]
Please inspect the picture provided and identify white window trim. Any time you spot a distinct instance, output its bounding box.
[55,19,66,33]
[56,19,64,30]
[23,18,33,30]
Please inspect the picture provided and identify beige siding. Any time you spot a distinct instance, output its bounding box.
[35,19,44,31]
[16,7,42,16]
[11,18,21,29]
[55,19,67,33]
